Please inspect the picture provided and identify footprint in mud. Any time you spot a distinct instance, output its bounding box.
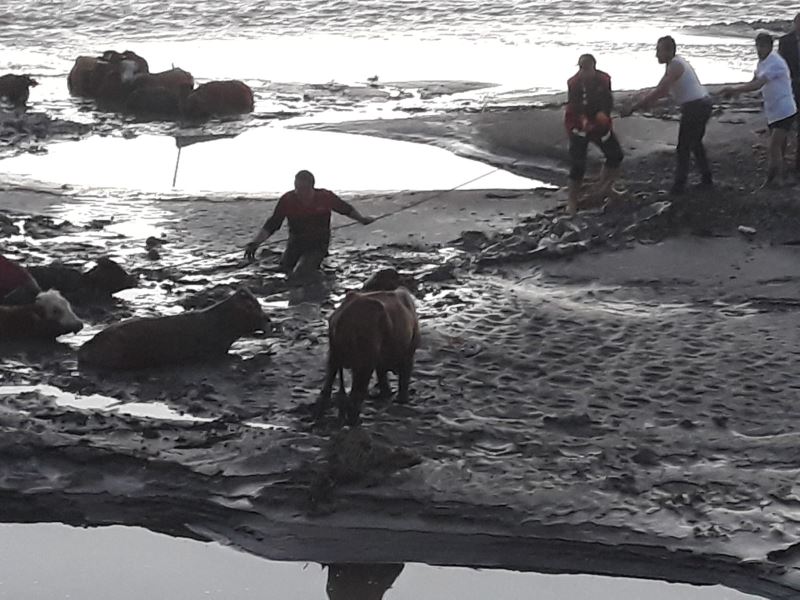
[542,412,604,437]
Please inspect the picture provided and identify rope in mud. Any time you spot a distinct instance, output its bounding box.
[166,160,521,270]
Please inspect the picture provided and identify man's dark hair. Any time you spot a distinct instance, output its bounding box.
[657,35,677,55]
[755,32,774,48]
[295,170,315,186]
[578,53,597,69]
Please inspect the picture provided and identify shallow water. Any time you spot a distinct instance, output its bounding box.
[0,523,760,600]
[0,126,538,196]
[0,0,778,152]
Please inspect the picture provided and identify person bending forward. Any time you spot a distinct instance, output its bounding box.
[244,170,374,279]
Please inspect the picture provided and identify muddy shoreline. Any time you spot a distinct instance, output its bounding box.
[2,92,800,599]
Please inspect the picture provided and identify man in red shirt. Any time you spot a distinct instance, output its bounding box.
[244,170,374,278]
[565,54,624,215]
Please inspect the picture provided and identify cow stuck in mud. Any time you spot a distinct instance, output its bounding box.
[28,256,138,301]
[78,288,268,369]
[0,290,83,339]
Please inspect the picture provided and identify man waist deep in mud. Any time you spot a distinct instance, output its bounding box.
[622,36,714,195]
[564,53,624,216]
[244,170,374,278]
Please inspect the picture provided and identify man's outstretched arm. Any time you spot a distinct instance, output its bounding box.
[244,199,286,261]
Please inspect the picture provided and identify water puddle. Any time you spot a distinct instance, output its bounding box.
[0,383,288,431]
[0,126,538,196]
[0,523,760,600]
[0,384,212,423]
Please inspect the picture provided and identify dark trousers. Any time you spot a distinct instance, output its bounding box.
[568,130,624,181]
[675,98,713,189]
[280,237,327,278]
[794,86,800,171]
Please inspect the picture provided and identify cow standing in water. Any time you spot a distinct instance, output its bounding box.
[316,273,420,426]
[183,80,254,119]
[125,68,195,117]
[67,50,150,103]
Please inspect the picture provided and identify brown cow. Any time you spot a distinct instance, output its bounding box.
[78,288,268,369]
[316,286,419,425]
[28,256,137,301]
[325,268,417,395]
[67,50,149,101]
[125,68,194,116]
[0,290,83,339]
[183,80,254,119]
[0,74,38,107]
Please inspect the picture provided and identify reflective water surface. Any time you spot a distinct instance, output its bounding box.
[0,127,538,196]
[0,523,760,600]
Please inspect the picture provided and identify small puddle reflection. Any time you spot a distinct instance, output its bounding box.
[0,523,761,600]
[0,383,288,431]
[0,384,211,424]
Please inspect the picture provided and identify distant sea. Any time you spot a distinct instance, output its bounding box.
[0,0,793,120]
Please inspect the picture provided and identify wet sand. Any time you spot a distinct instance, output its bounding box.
[2,92,800,599]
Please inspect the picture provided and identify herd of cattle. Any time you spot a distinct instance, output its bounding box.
[0,255,419,425]
[0,49,254,121]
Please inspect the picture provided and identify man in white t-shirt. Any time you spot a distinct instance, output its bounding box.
[621,36,714,195]
[722,33,798,187]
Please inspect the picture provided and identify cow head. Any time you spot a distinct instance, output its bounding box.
[83,257,137,294]
[33,290,83,336]
[224,287,270,334]
[21,75,38,88]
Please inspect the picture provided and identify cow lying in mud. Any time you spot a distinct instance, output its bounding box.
[316,270,420,425]
[78,288,268,369]
[2,255,137,304]
[28,257,137,301]
[0,290,83,339]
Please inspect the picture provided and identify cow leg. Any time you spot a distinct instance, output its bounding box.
[315,353,338,420]
[377,370,392,399]
[337,367,346,395]
[344,368,371,426]
[396,355,414,404]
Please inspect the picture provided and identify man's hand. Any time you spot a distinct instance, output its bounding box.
[244,242,259,262]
